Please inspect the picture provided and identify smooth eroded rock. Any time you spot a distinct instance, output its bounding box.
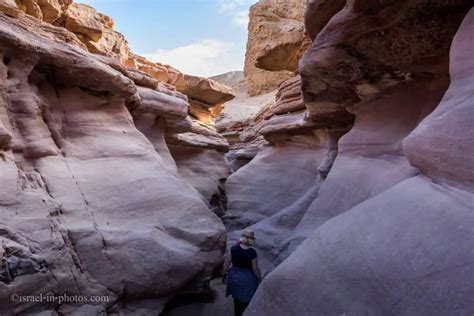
[247,5,474,315]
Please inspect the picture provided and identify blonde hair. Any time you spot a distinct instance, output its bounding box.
[240,236,255,246]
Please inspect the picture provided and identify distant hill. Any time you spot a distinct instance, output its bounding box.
[210,71,244,86]
[212,71,277,129]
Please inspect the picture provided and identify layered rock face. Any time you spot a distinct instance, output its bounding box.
[0,2,234,314]
[0,0,132,63]
[222,70,353,270]
[2,0,473,314]
[226,0,342,239]
[163,77,233,205]
[244,2,474,315]
[244,0,310,96]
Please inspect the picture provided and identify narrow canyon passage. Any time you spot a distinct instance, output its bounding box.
[0,0,473,315]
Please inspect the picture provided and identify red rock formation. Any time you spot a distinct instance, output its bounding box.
[2,0,472,314]
[0,0,235,135]
[222,68,353,234]
[0,2,231,313]
[245,2,474,315]
[244,0,310,96]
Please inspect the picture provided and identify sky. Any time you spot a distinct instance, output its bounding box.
[78,0,256,77]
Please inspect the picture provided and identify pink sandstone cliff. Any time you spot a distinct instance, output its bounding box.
[221,1,474,315]
[0,1,235,313]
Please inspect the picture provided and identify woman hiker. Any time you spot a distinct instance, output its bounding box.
[223,228,262,316]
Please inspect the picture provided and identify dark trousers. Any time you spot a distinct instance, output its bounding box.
[233,299,249,316]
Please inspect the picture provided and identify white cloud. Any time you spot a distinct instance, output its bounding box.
[143,39,244,77]
[217,0,254,29]
[217,0,248,12]
[233,10,249,27]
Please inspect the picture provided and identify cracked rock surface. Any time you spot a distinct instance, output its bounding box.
[0,8,226,314]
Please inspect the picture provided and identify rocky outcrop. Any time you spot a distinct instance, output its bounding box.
[13,0,72,23]
[0,1,132,63]
[132,88,231,206]
[129,55,234,118]
[11,0,236,206]
[244,0,309,96]
[245,2,473,315]
[64,3,109,41]
[222,64,353,272]
[303,0,345,40]
[176,74,233,128]
[213,71,275,175]
[65,3,131,64]
[223,116,351,271]
[127,56,234,174]
[224,131,337,229]
[215,72,276,132]
[0,5,229,314]
[1,0,235,128]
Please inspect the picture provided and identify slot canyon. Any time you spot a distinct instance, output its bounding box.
[0,0,473,315]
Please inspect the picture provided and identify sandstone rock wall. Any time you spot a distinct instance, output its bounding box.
[2,0,473,313]
[244,0,310,96]
[0,2,233,313]
[0,0,235,138]
[244,2,474,315]
[221,72,352,276]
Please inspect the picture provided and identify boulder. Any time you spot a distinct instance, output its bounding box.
[64,3,104,42]
[176,74,234,106]
[16,0,42,19]
[36,0,72,23]
[244,0,308,96]
[166,132,229,153]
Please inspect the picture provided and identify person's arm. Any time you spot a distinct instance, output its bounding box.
[222,249,232,275]
[252,257,262,283]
